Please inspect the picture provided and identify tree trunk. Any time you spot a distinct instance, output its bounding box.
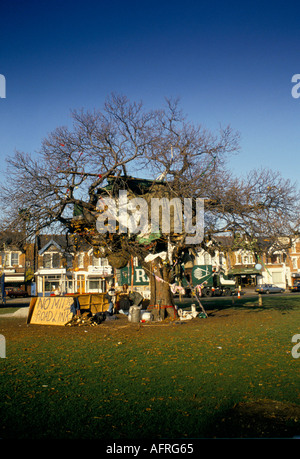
[147,257,177,319]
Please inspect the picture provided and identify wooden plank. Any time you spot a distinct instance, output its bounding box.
[26,297,37,324]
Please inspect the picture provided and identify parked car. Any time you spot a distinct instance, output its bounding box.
[255,284,285,294]
[290,283,300,292]
[5,287,29,298]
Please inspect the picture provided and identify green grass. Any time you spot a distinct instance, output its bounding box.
[0,295,300,439]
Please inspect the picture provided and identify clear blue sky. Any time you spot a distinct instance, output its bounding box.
[1,0,300,186]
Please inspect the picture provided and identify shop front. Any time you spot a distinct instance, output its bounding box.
[84,265,113,293]
[35,268,67,296]
[291,272,300,286]
[3,270,25,288]
[228,266,262,288]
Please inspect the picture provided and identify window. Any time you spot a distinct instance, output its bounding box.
[92,256,109,267]
[270,254,282,264]
[92,256,100,267]
[89,279,101,289]
[87,278,106,292]
[292,257,298,270]
[1,252,20,267]
[43,253,51,268]
[219,253,225,266]
[43,252,60,268]
[242,254,254,265]
[204,253,211,265]
[44,274,62,292]
[78,253,84,268]
[65,253,73,269]
[11,253,19,266]
[52,253,60,268]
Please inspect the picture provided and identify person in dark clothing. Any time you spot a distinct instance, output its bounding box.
[118,284,130,311]
[105,288,116,315]
[70,297,81,316]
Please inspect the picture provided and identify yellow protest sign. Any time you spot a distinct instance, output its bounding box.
[28,296,74,326]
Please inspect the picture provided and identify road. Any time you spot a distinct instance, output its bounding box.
[175,289,300,304]
[1,290,300,309]
[0,297,31,308]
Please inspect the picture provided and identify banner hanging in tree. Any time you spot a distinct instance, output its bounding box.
[118,266,149,286]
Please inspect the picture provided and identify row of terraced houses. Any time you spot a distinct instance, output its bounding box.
[1,232,300,297]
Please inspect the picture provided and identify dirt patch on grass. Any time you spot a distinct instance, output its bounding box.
[211,399,300,438]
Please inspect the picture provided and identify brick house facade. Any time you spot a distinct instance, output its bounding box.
[2,232,300,296]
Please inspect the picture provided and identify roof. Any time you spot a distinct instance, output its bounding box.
[38,238,64,255]
[36,233,91,254]
[37,234,69,252]
[0,231,25,251]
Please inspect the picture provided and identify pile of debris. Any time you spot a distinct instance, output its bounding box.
[65,311,108,327]
[177,304,207,320]
[64,303,207,327]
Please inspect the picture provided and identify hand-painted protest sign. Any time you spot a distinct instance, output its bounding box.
[28,296,74,326]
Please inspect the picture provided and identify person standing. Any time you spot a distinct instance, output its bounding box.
[106,287,116,315]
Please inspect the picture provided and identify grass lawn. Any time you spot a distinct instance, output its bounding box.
[0,294,299,439]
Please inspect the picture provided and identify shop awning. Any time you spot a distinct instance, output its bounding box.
[228,267,262,276]
[87,266,113,276]
[34,269,66,275]
[4,273,25,283]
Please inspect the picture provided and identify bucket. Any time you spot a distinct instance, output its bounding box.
[128,306,141,323]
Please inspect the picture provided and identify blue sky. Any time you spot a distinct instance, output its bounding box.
[1,0,300,186]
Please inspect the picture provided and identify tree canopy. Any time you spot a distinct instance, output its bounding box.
[1,94,299,307]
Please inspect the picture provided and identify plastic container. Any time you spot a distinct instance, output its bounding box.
[128,306,141,323]
[141,311,152,322]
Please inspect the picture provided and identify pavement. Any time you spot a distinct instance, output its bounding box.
[0,306,30,318]
[1,296,31,307]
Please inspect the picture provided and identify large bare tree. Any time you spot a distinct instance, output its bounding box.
[1,95,299,314]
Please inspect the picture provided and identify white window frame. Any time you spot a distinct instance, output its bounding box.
[43,252,61,269]
[92,256,109,267]
[1,251,21,267]
[78,253,85,269]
